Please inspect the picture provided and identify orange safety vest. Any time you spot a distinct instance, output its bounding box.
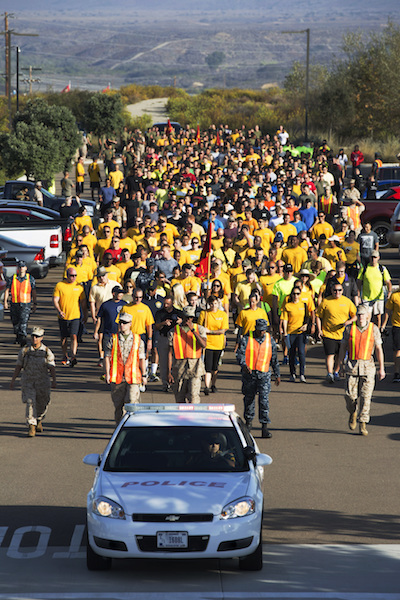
[245,331,272,372]
[109,333,142,384]
[347,205,361,230]
[375,159,383,170]
[10,275,32,303]
[348,323,374,361]
[173,324,202,359]
[319,194,334,215]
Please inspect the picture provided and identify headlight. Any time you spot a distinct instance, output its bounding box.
[220,497,256,519]
[92,496,125,519]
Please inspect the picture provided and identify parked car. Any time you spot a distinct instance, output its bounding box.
[343,186,400,249]
[0,237,49,279]
[377,166,400,181]
[0,180,97,218]
[0,250,7,321]
[83,403,272,572]
[362,179,400,199]
[387,190,400,247]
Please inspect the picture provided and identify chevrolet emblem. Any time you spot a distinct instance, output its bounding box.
[165,515,180,522]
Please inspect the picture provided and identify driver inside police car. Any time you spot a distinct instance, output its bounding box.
[189,432,236,469]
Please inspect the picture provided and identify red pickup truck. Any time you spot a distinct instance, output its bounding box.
[343,187,400,248]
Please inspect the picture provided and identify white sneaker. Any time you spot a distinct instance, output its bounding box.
[300,375,307,383]
[290,374,296,382]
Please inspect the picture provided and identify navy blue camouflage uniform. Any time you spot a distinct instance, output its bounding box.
[236,333,280,425]
[7,273,36,344]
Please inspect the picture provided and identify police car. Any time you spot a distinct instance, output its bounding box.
[83,404,272,571]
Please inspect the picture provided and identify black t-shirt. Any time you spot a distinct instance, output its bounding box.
[155,307,183,336]
[59,204,78,219]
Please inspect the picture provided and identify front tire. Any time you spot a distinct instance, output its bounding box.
[86,532,112,571]
[238,529,263,571]
[372,220,390,249]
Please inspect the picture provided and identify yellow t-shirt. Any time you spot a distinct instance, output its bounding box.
[259,273,281,307]
[116,260,134,283]
[316,296,357,340]
[53,281,84,321]
[185,248,202,264]
[311,222,334,241]
[386,291,400,327]
[198,309,229,350]
[253,228,274,254]
[281,246,308,273]
[73,215,93,234]
[81,234,97,255]
[97,220,120,238]
[63,262,92,284]
[236,306,270,335]
[281,300,308,334]
[120,303,155,334]
[274,223,297,243]
[235,281,260,306]
[108,169,124,190]
[323,246,347,268]
[119,237,137,255]
[94,238,112,261]
[210,272,231,296]
[341,240,360,264]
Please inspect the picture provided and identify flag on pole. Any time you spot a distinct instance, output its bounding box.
[196,124,201,144]
[166,118,173,135]
[195,220,214,279]
[61,81,71,93]
[102,83,110,93]
[216,131,221,146]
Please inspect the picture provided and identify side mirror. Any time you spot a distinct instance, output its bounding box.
[243,446,256,461]
[83,453,101,467]
[255,453,273,467]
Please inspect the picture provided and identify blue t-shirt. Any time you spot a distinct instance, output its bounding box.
[299,206,318,230]
[292,219,307,233]
[97,299,126,335]
[100,186,117,206]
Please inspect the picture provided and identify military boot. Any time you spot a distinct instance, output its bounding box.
[245,419,253,431]
[261,425,272,439]
[28,424,36,437]
[348,412,357,430]
[36,421,43,433]
[359,422,368,436]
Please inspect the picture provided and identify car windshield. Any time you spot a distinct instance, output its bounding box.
[104,426,249,473]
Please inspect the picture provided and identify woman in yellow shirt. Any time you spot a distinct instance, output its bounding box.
[198,296,229,395]
[280,287,310,383]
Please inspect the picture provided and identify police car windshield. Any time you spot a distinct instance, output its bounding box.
[104,427,249,473]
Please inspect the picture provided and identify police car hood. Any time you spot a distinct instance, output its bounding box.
[100,471,252,514]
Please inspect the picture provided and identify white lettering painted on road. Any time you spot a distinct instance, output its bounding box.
[7,526,51,559]
[53,524,85,559]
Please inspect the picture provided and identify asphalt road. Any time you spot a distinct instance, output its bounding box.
[0,255,399,597]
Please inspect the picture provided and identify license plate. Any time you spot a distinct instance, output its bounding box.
[157,531,188,548]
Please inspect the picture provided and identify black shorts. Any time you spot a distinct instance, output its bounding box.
[204,349,223,372]
[90,181,100,189]
[392,326,400,352]
[58,318,80,339]
[322,336,341,356]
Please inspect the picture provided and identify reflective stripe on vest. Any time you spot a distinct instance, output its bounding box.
[109,333,142,384]
[348,322,374,361]
[245,331,272,372]
[320,194,333,215]
[173,324,202,359]
[11,275,32,303]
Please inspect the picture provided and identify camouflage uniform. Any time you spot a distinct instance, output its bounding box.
[7,273,36,344]
[105,333,146,423]
[236,333,280,424]
[168,324,207,403]
[16,343,55,426]
[341,323,382,423]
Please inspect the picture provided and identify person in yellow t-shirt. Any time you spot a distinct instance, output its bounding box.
[97,210,120,238]
[235,290,270,350]
[310,212,334,241]
[280,286,310,382]
[63,251,92,284]
[72,206,94,235]
[253,219,274,254]
[94,226,113,262]
[316,284,357,382]
[323,235,347,268]
[116,249,134,284]
[198,296,229,394]
[53,268,87,366]
[185,239,202,265]
[383,290,400,380]
[178,264,200,294]
[341,231,360,278]
[108,165,124,191]
[259,261,281,309]
[281,236,308,273]
[81,226,97,256]
[274,214,297,243]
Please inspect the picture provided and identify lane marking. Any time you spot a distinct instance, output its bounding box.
[0,594,400,599]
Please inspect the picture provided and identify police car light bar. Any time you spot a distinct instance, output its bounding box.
[125,403,236,414]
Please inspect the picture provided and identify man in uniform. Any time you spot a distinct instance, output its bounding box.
[104,312,147,424]
[168,305,207,404]
[236,319,280,438]
[10,326,56,437]
[4,261,37,346]
[338,305,385,436]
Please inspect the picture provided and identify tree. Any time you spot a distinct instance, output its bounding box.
[205,51,225,70]
[0,98,81,181]
[83,93,124,137]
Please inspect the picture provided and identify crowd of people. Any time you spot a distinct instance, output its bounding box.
[6,123,400,438]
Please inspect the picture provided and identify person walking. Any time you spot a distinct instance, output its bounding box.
[167,306,207,404]
[53,267,88,367]
[4,261,37,346]
[280,287,310,383]
[338,305,385,436]
[357,251,391,330]
[10,326,56,437]
[155,295,183,392]
[198,295,229,395]
[104,312,147,424]
[236,319,280,439]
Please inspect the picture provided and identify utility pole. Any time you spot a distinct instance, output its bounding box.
[1,15,38,128]
[22,65,41,94]
[281,28,310,142]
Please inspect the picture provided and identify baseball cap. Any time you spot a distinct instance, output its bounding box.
[371,250,380,258]
[328,235,341,243]
[283,264,293,273]
[274,232,284,242]
[31,326,44,337]
[17,260,27,268]
[255,319,269,331]
[119,312,132,323]
[112,285,123,294]
[183,306,196,318]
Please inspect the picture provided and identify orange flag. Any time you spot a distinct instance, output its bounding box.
[195,221,214,280]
